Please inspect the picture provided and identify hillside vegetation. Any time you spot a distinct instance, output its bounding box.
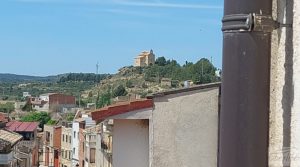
[0,57,220,108]
[0,73,107,101]
[84,57,220,108]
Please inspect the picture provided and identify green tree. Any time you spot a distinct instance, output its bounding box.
[155,57,167,66]
[0,102,15,113]
[96,91,112,108]
[112,85,128,98]
[21,112,51,128]
[191,58,217,84]
[126,80,134,88]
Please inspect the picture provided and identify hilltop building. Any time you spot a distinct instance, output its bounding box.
[134,50,155,67]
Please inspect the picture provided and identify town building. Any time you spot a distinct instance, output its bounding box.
[60,122,73,167]
[42,125,62,167]
[0,129,23,167]
[83,126,100,167]
[92,83,220,167]
[71,120,80,167]
[74,113,96,167]
[22,92,31,98]
[134,50,155,67]
[5,121,40,167]
[160,78,172,87]
[95,120,112,167]
[0,112,9,123]
[28,93,76,112]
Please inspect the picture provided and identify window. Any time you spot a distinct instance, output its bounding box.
[74,131,76,138]
[90,148,96,163]
[46,132,50,142]
[69,136,72,143]
[63,134,64,142]
[73,148,75,154]
[69,151,71,160]
[66,135,68,143]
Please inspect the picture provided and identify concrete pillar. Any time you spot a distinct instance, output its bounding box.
[269,0,298,166]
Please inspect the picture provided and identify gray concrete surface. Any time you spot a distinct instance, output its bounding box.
[151,87,219,167]
[269,0,297,166]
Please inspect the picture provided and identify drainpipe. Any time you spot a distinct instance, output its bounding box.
[219,0,274,166]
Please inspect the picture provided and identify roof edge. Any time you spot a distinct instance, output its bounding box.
[147,82,221,99]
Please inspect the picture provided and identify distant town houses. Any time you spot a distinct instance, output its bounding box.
[0,112,9,123]
[0,129,23,167]
[1,81,221,167]
[0,121,39,167]
[27,93,76,112]
[134,50,156,67]
[5,121,40,167]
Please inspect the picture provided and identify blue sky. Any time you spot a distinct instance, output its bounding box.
[0,0,223,76]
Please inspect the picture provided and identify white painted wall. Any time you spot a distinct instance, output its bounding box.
[112,119,149,167]
[72,122,79,166]
[39,95,49,101]
[151,87,219,167]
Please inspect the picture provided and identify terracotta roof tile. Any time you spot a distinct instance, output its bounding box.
[92,99,153,121]
[5,121,39,132]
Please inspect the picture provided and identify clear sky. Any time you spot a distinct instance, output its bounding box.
[0,0,223,76]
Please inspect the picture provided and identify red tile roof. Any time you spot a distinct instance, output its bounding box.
[5,121,39,132]
[92,99,153,121]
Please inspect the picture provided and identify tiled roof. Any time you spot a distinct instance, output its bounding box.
[6,121,39,132]
[0,129,23,145]
[92,99,153,121]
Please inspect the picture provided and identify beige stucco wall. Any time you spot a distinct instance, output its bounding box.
[61,126,72,167]
[290,0,300,166]
[269,0,299,166]
[151,87,219,167]
[43,125,54,167]
[112,119,149,167]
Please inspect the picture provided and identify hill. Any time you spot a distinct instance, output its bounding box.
[0,73,59,82]
[0,73,108,101]
[83,57,221,108]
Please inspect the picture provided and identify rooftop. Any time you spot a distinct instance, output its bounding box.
[6,121,39,132]
[92,99,153,121]
[39,93,57,96]
[147,82,221,98]
[0,129,23,145]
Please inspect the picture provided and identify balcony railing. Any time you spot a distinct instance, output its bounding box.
[18,140,36,148]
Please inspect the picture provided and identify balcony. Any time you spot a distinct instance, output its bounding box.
[18,140,36,148]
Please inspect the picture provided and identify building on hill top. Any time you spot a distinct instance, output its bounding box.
[134,50,155,67]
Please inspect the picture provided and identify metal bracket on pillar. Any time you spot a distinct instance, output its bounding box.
[222,13,279,33]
